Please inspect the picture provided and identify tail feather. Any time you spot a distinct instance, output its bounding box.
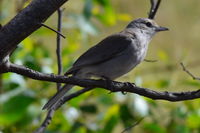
[43,84,73,110]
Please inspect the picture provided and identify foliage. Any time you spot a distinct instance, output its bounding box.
[1,0,200,133]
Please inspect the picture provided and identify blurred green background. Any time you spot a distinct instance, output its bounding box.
[1,0,200,133]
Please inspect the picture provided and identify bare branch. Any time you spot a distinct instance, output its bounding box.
[180,62,200,80]
[56,8,64,90]
[35,8,66,133]
[144,59,158,63]
[41,23,66,39]
[121,117,145,133]
[0,62,199,103]
[34,109,55,133]
[148,0,161,19]
[54,82,200,111]
[0,0,69,61]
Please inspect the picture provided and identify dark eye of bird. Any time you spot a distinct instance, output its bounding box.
[145,22,152,27]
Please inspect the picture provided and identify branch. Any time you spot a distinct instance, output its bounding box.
[180,62,200,80]
[34,110,55,133]
[144,59,158,63]
[56,8,64,90]
[0,0,69,61]
[1,62,200,103]
[35,8,66,133]
[148,0,161,19]
[41,23,66,39]
[121,117,144,133]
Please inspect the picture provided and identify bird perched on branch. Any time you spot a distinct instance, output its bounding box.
[43,0,168,110]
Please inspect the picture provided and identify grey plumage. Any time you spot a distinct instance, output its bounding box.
[43,18,168,110]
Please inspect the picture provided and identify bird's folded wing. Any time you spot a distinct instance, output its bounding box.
[65,33,135,75]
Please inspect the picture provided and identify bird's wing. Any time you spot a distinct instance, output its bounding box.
[65,33,136,75]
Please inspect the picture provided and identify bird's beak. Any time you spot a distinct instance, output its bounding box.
[155,26,169,32]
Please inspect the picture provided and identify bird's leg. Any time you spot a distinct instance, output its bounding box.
[121,82,136,95]
[124,82,136,88]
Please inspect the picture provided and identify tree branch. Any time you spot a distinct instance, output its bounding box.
[35,8,65,133]
[41,23,66,38]
[121,117,144,133]
[0,0,69,61]
[34,110,55,133]
[1,62,200,103]
[148,0,161,19]
[180,62,200,80]
[56,8,64,90]
[144,59,158,63]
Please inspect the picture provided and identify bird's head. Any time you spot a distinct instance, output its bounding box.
[126,18,168,37]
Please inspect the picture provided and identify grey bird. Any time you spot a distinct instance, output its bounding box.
[43,18,168,110]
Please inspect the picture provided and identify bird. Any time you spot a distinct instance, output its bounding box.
[43,18,168,110]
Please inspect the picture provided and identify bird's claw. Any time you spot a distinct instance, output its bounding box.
[124,82,136,87]
[120,82,136,94]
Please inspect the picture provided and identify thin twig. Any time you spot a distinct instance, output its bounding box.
[144,59,158,63]
[35,8,65,133]
[41,23,66,38]
[180,62,200,80]
[121,117,145,133]
[148,0,161,19]
[56,8,64,91]
[34,109,55,133]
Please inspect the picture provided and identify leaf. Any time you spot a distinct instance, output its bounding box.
[93,0,116,26]
[0,93,35,126]
[175,125,190,133]
[143,123,166,133]
[186,113,200,129]
[80,104,98,114]
[119,104,135,127]
[102,115,119,133]
[98,94,114,105]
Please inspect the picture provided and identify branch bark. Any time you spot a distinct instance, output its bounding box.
[1,62,200,103]
[0,0,68,61]
[35,8,65,133]
[180,62,200,80]
[56,8,64,90]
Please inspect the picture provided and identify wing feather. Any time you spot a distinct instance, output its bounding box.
[65,33,135,75]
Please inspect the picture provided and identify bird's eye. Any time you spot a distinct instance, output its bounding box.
[145,22,152,27]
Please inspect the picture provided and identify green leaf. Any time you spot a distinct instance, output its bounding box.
[186,113,200,129]
[102,115,119,133]
[143,123,166,133]
[119,104,135,127]
[175,125,190,133]
[80,104,98,114]
[0,93,35,126]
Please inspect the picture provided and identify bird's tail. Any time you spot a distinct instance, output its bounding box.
[42,84,74,110]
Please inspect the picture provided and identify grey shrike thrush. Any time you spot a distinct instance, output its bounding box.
[43,18,168,110]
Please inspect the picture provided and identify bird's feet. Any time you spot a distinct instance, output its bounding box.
[121,82,136,95]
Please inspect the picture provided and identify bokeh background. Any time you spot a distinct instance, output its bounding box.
[1,0,200,133]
